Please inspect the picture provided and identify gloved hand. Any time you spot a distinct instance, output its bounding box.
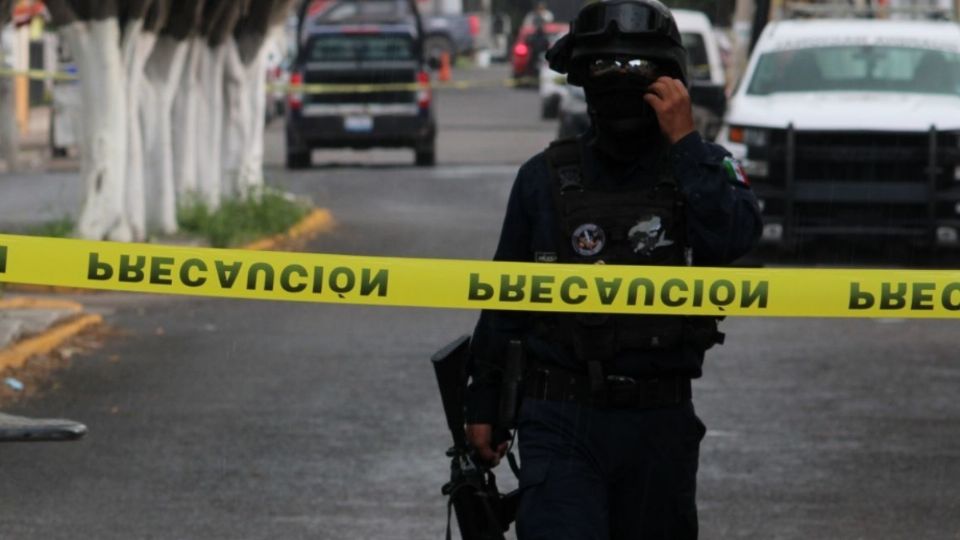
[644,76,696,144]
[465,423,509,467]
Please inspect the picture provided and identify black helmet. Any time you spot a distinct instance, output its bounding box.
[547,0,688,87]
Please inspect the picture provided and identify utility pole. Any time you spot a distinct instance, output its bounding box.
[731,0,754,88]
[0,23,18,171]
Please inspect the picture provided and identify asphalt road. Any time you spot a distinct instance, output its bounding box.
[2,65,960,540]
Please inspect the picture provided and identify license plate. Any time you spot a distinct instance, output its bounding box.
[344,115,373,132]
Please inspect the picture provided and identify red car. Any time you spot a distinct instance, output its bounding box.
[511,22,569,86]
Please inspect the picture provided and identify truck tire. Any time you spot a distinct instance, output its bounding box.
[286,149,311,170]
[415,144,436,167]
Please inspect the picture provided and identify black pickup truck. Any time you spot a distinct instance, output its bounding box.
[286,18,437,168]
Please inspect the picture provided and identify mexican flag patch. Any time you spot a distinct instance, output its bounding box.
[722,157,749,186]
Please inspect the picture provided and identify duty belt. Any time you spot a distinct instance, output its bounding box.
[525,367,691,409]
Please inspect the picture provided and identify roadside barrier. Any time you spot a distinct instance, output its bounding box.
[1,234,958,318]
[0,68,540,93]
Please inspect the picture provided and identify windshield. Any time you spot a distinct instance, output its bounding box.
[308,34,414,62]
[681,32,711,82]
[318,1,408,21]
[746,45,960,95]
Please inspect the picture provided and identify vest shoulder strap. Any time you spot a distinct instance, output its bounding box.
[545,138,584,192]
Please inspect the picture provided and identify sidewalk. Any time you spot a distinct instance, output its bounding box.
[0,296,102,396]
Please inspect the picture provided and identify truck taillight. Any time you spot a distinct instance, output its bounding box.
[288,71,304,111]
[417,71,432,110]
[469,15,481,36]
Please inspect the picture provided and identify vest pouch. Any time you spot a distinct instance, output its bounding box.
[683,317,724,351]
[613,314,684,351]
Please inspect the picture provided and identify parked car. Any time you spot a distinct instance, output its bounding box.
[674,9,727,142]
[285,15,436,168]
[264,38,291,123]
[511,21,569,87]
[717,17,960,250]
[316,0,475,64]
[554,9,727,140]
[50,46,79,158]
[538,28,571,119]
[557,84,588,139]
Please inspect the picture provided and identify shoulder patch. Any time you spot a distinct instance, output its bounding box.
[722,156,750,187]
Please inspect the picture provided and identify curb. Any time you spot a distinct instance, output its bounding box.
[242,208,336,251]
[0,314,103,373]
[0,208,334,371]
[2,207,336,295]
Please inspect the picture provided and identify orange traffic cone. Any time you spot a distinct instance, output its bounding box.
[439,52,452,82]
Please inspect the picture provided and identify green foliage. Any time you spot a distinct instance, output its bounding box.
[24,217,74,238]
[177,189,310,248]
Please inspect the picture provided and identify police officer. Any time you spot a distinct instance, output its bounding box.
[464,1,763,538]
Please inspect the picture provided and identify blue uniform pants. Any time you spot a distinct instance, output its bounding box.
[516,398,706,540]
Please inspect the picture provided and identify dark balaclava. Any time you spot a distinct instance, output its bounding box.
[583,65,663,161]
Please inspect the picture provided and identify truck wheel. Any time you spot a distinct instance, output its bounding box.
[415,145,436,167]
[286,150,311,170]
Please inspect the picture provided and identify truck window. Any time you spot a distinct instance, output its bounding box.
[680,32,711,82]
[747,45,960,95]
[319,1,408,22]
[309,35,414,62]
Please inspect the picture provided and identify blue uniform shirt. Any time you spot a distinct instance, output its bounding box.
[466,130,763,424]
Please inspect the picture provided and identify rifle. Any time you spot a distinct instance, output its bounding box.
[432,335,519,540]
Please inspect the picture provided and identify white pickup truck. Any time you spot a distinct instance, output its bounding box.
[718,18,960,250]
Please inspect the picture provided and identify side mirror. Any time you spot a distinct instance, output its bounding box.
[688,81,727,119]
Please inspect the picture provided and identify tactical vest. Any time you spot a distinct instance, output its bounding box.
[533,138,723,364]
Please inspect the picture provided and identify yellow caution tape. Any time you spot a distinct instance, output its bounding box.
[1,234,959,318]
[0,67,539,93]
[270,76,539,94]
[0,68,78,82]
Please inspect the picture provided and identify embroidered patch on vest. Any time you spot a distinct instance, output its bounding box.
[572,223,606,257]
[722,156,750,186]
[535,252,558,263]
[629,216,674,256]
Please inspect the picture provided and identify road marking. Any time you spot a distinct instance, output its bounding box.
[706,430,739,438]
[0,314,102,372]
[428,165,518,179]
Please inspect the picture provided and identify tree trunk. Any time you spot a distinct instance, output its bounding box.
[194,41,229,208]
[221,37,250,197]
[143,35,189,234]
[0,43,18,171]
[221,35,268,196]
[239,46,268,192]
[61,19,132,241]
[171,36,202,198]
[121,20,157,241]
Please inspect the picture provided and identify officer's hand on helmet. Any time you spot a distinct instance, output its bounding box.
[643,76,696,145]
[465,424,509,467]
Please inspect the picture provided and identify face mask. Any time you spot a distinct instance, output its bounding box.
[584,83,662,160]
[585,84,660,134]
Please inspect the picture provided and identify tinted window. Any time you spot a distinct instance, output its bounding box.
[747,46,960,95]
[319,1,408,21]
[309,35,414,62]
